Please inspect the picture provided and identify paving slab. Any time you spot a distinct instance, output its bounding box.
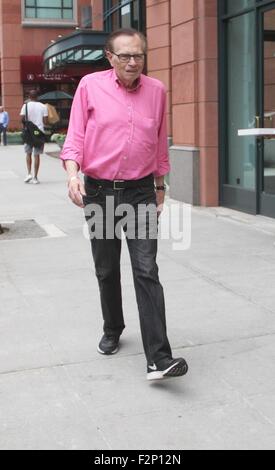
[1,144,275,449]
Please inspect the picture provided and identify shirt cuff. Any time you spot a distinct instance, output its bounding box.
[153,159,170,178]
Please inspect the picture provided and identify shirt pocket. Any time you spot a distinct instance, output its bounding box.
[133,113,158,151]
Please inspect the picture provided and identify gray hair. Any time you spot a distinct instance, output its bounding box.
[105,28,147,53]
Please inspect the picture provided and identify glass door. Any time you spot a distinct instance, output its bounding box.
[220,0,275,217]
[220,6,258,214]
[259,5,275,217]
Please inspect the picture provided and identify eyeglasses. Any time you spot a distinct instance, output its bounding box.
[111,52,145,63]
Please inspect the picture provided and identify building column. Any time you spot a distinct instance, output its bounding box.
[91,0,104,30]
[196,0,218,206]
[169,0,218,206]
[146,0,172,137]
[0,0,23,129]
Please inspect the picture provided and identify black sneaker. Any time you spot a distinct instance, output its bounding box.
[147,357,188,381]
[97,334,120,355]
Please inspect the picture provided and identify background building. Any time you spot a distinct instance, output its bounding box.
[1,0,275,217]
[0,0,145,129]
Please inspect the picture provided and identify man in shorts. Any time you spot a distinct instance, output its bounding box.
[20,90,48,184]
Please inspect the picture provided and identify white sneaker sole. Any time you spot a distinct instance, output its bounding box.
[147,360,188,381]
[97,345,119,355]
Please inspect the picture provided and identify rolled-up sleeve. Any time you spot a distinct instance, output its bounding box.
[153,86,170,178]
[60,77,89,169]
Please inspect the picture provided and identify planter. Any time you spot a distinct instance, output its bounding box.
[50,133,66,149]
[7,132,23,145]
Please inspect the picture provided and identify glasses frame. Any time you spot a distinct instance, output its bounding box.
[110,52,146,63]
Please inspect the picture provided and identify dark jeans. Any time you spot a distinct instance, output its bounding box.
[0,124,7,145]
[83,175,172,365]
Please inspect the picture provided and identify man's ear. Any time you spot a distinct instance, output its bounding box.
[105,49,113,67]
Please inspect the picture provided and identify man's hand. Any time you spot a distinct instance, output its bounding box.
[156,189,165,216]
[68,176,86,208]
[155,177,166,216]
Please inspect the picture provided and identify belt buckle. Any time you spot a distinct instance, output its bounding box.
[113,180,125,190]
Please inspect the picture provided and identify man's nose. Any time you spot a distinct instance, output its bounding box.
[128,56,137,65]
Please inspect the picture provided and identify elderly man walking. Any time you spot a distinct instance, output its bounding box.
[61,28,188,381]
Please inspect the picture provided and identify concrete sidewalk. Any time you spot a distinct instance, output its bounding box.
[1,143,275,450]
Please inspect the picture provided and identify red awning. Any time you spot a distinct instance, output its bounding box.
[20,56,76,84]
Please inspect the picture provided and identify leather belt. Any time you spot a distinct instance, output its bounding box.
[85,173,153,190]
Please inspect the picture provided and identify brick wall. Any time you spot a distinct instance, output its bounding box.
[146,0,219,206]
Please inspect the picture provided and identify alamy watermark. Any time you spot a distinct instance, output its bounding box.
[82,196,191,251]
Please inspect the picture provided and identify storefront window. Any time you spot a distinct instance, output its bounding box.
[121,0,131,28]
[226,12,256,190]
[24,0,73,20]
[220,0,275,215]
[226,0,255,15]
[104,0,145,33]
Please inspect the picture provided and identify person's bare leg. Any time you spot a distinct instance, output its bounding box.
[24,152,33,183]
[34,155,40,178]
[26,153,32,175]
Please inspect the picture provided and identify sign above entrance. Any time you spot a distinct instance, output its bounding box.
[21,56,76,83]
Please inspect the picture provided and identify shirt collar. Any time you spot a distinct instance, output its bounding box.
[112,69,142,92]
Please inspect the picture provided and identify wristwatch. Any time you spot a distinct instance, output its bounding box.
[155,184,166,191]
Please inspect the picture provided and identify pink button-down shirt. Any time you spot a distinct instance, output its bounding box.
[61,69,170,180]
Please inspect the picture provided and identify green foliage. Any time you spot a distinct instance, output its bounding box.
[50,133,66,144]
[7,131,22,137]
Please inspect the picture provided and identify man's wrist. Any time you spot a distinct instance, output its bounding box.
[68,175,80,184]
[155,184,166,191]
